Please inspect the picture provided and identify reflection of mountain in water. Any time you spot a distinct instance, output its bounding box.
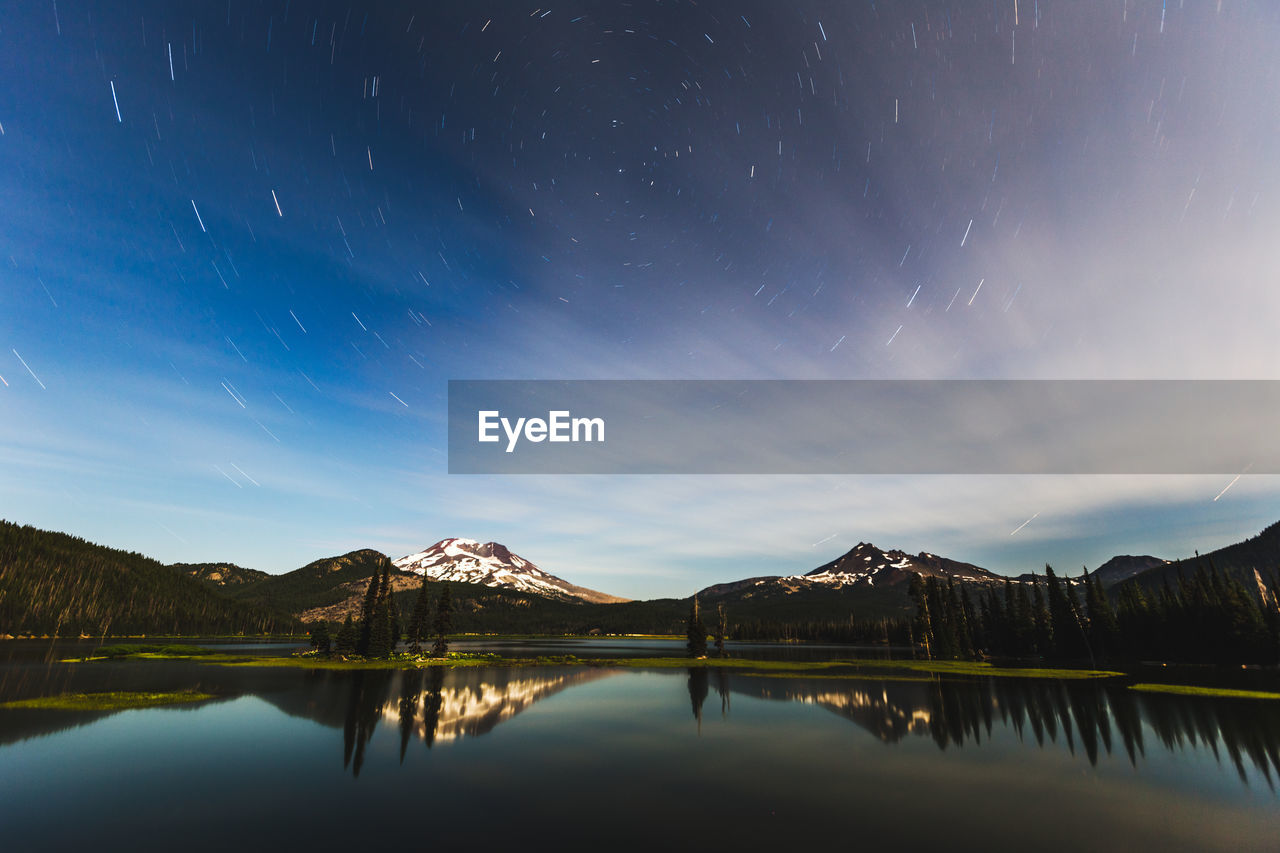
[5,655,1280,789]
[325,666,616,777]
[384,666,616,745]
[718,675,1280,787]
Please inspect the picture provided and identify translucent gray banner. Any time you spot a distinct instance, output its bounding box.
[447,380,1278,474]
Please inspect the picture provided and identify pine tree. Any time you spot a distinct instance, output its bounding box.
[908,575,933,659]
[387,592,402,651]
[431,584,453,657]
[713,603,727,657]
[356,572,381,656]
[955,582,978,658]
[366,566,394,658]
[1044,566,1071,658]
[368,610,392,658]
[988,583,1010,655]
[1011,581,1035,654]
[309,622,332,654]
[335,614,357,655]
[1031,580,1053,656]
[1116,583,1151,657]
[407,575,432,655]
[967,586,987,655]
[686,597,707,657]
[1083,568,1119,661]
[924,577,958,659]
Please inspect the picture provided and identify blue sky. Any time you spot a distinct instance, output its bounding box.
[2,1,1277,599]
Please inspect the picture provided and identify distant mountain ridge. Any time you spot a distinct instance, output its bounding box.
[4,519,1277,639]
[393,538,629,604]
[697,542,1004,612]
[805,542,1002,586]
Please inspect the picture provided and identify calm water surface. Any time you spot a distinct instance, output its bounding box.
[1,640,1278,851]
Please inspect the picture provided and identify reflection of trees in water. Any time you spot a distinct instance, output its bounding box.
[731,675,1280,788]
[687,668,733,731]
[688,668,708,730]
[334,666,613,777]
[715,668,731,718]
[6,657,1278,789]
[342,671,384,778]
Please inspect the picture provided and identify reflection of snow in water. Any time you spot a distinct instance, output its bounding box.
[754,685,932,742]
[381,669,617,744]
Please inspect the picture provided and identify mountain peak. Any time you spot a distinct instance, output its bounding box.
[1092,554,1168,587]
[701,539,1004,600]
[393,539,628,604]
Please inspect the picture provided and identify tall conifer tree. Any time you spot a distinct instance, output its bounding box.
[686,597,707,657]
[408,575,432,654]
[356,572,380,655]
[431,584,453,657]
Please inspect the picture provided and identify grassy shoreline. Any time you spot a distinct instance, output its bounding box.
[40,648,1280,698]
[1128,683,1280,700]
[0,690,215,711]
[62,647,1126,680]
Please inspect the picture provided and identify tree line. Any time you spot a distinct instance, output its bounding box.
[908,561,1280,665]
[309,567,454,659]
[0,521,299,637]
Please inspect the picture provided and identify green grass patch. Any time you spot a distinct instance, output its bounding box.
[1129,683,1280,700]
[0,690,214,711]
[94,644,214,658]
[585,657,1122,679]
[203,651,525,671]
[62,648,1123,681]
[738,671,937,683]
[587,657,847,671]
[62,644,216,662]
[833,659,1125,679]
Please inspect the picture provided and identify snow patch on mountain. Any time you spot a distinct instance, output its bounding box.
[393,538,628,605]
[698,541,1004,600]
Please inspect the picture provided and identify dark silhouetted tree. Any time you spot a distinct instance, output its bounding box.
[367,566,394,658]
[356,571,381,655]
[335,614,357,655]
[431,584,453,657]
[908,575,933,659]
[407,575,432,654]
[1084,568,1119,660]
[1031,580,1053,656]
[686,597,707,657]
[309,621,332,654]
[688,667,709,731]
[713,603,727,656]
[387,591,402,651]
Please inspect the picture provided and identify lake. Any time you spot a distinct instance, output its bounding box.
[1,640,1278,851]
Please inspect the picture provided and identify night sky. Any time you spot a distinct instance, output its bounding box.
[2,1,1278,598]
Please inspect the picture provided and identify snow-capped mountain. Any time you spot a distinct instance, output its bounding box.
[802,542,1002,587]
[698,541,1002,599]
[392,538,628,604]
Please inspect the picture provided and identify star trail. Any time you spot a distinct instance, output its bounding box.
[2,1,1278,596]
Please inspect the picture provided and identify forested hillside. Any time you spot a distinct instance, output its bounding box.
[171,562,270,589]
[0,521,300,637]
[1125,521,1280,597]
[226,549,403,615]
